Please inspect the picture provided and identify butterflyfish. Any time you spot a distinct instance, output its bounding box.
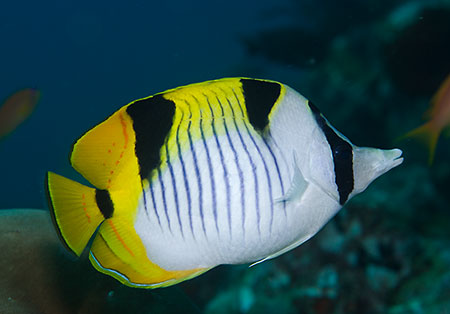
[0,88,40,139]
[45,78,403,288]
[402,74,450,164]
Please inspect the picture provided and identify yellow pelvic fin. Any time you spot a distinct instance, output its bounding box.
[70,107,140,192]
[89,217,210,288]
[46,172,105,256]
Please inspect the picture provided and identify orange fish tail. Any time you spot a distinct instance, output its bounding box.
[404,122,441,165]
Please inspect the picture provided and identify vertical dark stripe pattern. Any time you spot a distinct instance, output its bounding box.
[165,138,184,237]
[142,180,161,229]
[260,138,275,232]
[175,110,194,238]
[185,104,206,237]
[243,125,268,235]
[214,95,233,237]
[308,101,354,204]
[232,90,259,236]
[148,177,163,231]
[261,137,281,228]
[157,167,172,233]
[262,131,286,217]
[206,95,230,237]
[239,122,264,235]
[270,137,292,181]
[196,95,218,235]
[216,94,244,238]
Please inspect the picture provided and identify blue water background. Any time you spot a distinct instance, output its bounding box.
[0,0,295,209]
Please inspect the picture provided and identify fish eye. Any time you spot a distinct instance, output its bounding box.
[333,144,353,162]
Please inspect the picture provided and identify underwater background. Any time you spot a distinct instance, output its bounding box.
[1,0,450,313]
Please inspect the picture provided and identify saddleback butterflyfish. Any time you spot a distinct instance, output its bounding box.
[46,78,403,288]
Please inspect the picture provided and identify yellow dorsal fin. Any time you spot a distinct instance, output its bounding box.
[163,78,247,122]
[70,107,140,191]
[160,78,250,167]
[162,77,285,143]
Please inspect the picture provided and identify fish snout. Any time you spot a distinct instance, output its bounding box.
[352,147,403,195]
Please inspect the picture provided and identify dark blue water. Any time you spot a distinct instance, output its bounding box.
[0,0,286,209]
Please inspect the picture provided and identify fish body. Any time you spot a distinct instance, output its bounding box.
[46,78,403,288]
[403,74,450,164]
[0,88,40,138]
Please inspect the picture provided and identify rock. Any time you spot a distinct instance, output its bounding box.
[0,209,201,314]
[0,209,70,314]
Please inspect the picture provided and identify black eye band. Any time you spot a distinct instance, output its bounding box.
[308,101,354,205]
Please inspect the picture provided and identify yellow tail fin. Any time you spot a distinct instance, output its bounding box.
[46,172,106,256]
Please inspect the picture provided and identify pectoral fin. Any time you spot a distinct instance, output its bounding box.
[276,155,308,205]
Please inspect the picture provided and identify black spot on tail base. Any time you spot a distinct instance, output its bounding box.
[241,79,281,131]
[126,94,176,179]
[96,189,114,219]
[308,101,354,205]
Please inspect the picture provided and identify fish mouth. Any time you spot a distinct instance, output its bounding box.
[389,148,404,168]
[351,146,404,195]
[376,148,404,175]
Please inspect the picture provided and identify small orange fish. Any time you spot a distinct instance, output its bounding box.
[403,74,450,164]
[0,88,40,139]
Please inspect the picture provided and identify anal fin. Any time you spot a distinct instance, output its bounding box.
[90,218,209,288]
[89,233,174,288]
